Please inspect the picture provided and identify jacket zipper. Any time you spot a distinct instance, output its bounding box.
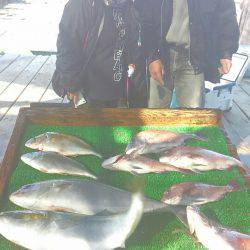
[83,11,105,73]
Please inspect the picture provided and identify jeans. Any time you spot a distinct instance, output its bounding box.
[149,49,205,108]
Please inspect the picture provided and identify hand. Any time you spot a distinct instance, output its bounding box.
[149,60,165,86]
[218,59,232,75]
[67,92,77,105]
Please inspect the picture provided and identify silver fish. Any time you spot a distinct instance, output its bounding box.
[21,152,97,179]
[126,130,206,155]
[161,180,240,206]
[25,132,102,157]
[102,154,191,175]
[187,206,250,250]
[10,179,169,215]
[0,193,143,250]
[160,146,247,173]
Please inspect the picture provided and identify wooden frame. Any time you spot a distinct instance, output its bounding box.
[0,104,245,206]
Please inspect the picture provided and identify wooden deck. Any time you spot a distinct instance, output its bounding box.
[0,0,65,53]
[0,53,68,163]
[0,52,249,166]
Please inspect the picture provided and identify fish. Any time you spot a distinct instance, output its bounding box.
[0,193,144,250]
[25,132,102,158]
[187,206,250,250]
[125,130,206,155]
[160,146,247,173]
[21,152,97,179]
[10,179,171,215]
[102,154,191,175]
[161,180,240,206]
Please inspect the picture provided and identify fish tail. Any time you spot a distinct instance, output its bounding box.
[85,172,98,180]
[192,132,208,142]
[93,152,103,158]
[228,179,241,192]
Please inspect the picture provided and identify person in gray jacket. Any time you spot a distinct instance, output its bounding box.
[148,0,239,108]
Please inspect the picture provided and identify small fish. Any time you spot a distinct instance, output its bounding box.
[161,180,240,206]
[25,132,102,157]
[126,130,206,155]
[10,179,170,215]
[187,206,250,250]
[160,146,247,173]
[0,193,144,250]
[102,154,191,175]
[21,152,97,179]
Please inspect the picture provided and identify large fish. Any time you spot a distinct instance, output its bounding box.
[126,130,206,155]
[25,132,102,157]
[21,152,97,179]
[161,180,240,206]
[160,146,247,173]
[0,193,143,250]
[102,154,191,175]
[187,206,250,250]
[10,179,170,215]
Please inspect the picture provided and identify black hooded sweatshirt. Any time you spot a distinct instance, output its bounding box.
[52,0,142,102]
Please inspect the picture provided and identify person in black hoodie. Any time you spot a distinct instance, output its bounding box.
[52,0,145,108]
[148,0,239,108]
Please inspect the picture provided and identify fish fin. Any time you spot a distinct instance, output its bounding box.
[130,170,140,176]
[190,164,207,173]
[191,168,203,174]
[177,168,193,175]
[193,132,208,142]
[126,145,143,156]
[94,153,103,158]
[192,163,206,167]
[95,210,113,216]
[228,179,241,192]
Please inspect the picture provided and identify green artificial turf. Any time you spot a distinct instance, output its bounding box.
[0,125,249,250]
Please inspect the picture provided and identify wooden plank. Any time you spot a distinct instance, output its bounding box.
[0,53,19,73]
[223,104,250,141]
[0,55,35,94]
[26,107,222,127]
[0,56,55,163]
[0,109,27,205]
[233,85,250,120]
[0,55,49,120]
